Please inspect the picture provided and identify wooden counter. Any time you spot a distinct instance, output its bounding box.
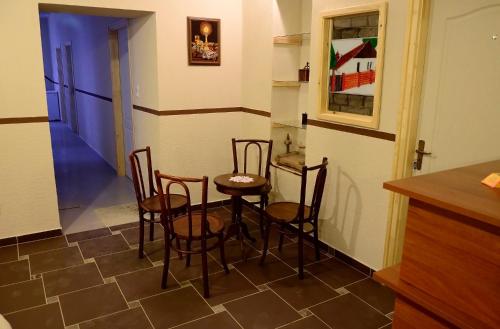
[375,160,500,329]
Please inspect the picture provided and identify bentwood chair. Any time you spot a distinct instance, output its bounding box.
[231,138,273,235]
[155,171,230,298]
[260,157,328,279]
[129,147,187,259]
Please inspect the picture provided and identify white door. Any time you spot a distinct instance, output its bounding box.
[55,47,67,123]
[64,44,78,134]
[415,0,500,173]
[118,27,134,178]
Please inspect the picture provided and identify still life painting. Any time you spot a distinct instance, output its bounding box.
[187,17,220,65]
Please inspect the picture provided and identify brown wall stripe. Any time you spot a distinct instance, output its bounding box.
[241,107,271,117]
[307,119,396,141]
[133,105,394,141]
[133,105,271,117]
[0,117,49,125]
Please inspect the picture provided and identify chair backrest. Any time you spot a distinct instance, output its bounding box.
[232,138,273,180]
[129,147,155,205]
[154,171,208,240]
[298,157,328,222]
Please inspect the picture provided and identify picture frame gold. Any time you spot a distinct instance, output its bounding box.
[317,2,387,129]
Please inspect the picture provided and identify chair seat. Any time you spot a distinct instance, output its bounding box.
[141,194,187,213]
[265,202,311,223]
[173,213,225,238]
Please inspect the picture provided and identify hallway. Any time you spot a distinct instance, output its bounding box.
[50,122,135,234]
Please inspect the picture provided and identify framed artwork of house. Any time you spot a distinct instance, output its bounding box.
[187,17,221,65]
[317,3,387,129]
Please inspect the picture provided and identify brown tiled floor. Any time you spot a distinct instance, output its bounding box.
[0,206,394,329]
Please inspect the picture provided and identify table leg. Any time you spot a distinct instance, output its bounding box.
[228,196,256,243]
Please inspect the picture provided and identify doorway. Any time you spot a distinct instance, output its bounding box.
[39,12,137,233]
[385,0,500,265]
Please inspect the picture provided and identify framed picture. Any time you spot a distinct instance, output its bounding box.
[317,3,387,129]
[187,17,221,66]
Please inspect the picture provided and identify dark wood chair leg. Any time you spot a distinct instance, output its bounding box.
[218,234,230,274]
[176,237,183,259]
[138,213,145,259]
[259,196,266,237]
[149,212,155,241]
[186,239,192,267]
[298,226,304,280]
[161,234,171,289]
[259,221,272,265]
[313,221,321,261]
[278,224,286,252]
[201,246,210,298]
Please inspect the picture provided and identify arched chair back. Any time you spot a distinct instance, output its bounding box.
[231,138,273,233]
[154,171,229,298]
[232,138,273,180]
[260,157,328,279]
[129,147,155,205]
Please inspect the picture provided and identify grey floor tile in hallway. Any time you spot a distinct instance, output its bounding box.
[0,206,394,329]
[49,122,135,234]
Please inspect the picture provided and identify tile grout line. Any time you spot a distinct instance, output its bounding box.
[19,244,72,258]
[266,287,303,319]
[0,277,37,289]
[225,310,245,329]
[17,234,66,247]
[2,300,58,316]
[313,313,335,329]
[166,312,221,329]
[135,282,189,303]
[347,290,394,320]
[138,302,156,329]
[275,314,334,329]
[57,296,68,327]
[72,305,137,327]
[306,270,368,296]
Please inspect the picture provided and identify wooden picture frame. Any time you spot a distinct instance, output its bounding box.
[317,2,387,129]
[187,17,221,66]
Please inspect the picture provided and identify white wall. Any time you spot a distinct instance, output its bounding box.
[47,13,119,169]
[1,0,409,271]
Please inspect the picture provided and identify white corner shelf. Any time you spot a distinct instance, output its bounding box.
[272,120,306,130]
[272,80,303,87]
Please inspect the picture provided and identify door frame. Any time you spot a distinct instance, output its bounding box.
[108,19,134,177]
[108,29,126,176]
[383,0,431,266]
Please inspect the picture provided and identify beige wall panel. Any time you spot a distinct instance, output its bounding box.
[241,113,271,141]
[242,0,273,111]
[128,13,161,111]
[155,0,242,110]
[157,112,243,204]
[0,124,60,239]
[0,1,48,118]
[307,126,394,269]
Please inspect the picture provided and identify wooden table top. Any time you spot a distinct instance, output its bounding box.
[214,173,268,196]
[384,160,500,228]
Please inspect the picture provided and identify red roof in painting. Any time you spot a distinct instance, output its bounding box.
[335,41,377,70]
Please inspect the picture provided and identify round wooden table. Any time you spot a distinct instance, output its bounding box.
[213,173,269,243]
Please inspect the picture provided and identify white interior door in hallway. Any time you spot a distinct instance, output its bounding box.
[64,43,78,134]
[415,0,500,174]
[55,47,67,123]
